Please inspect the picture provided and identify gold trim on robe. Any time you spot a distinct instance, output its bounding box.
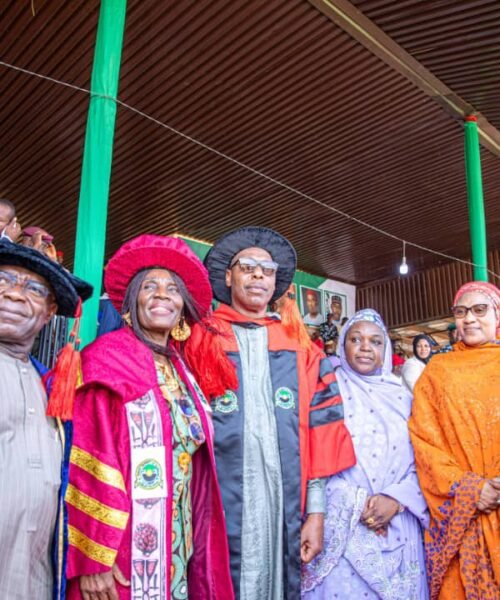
[70,446,126,492]
[55,418,66,599]
[68,525,117,567]
[65,484,129,530]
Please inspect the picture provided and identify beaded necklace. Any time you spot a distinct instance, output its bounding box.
[156,360,206,447]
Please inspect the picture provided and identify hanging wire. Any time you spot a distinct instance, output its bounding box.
[399,241,409,275]
[0,59,498,281]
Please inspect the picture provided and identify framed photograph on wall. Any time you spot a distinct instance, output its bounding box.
[323,291,347,325]
[300,286,324,326]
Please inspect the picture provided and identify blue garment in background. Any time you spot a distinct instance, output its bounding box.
[97,296,123,337]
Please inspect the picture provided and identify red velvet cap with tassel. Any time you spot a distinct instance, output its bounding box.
[45,299,83,421]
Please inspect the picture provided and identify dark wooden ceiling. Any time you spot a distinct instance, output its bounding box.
[1,0,499,285]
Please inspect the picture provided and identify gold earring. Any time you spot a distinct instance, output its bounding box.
[122,312,132,327]
[170,317,191,341]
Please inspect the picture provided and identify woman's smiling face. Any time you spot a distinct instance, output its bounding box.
[415,338,431,360]
[344,320,385,375]
[454,291,498,346]
[136,268,184,338]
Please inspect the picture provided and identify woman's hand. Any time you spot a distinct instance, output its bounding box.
[79,563,130,600]
[477,480,500,514]
[361,494,400,531]
[301,513,324,563]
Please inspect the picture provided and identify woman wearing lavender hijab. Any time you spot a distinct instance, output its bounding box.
[302,309,429,600]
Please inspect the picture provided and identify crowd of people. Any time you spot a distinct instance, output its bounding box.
[0,198,62,263]
[0,201,498,600]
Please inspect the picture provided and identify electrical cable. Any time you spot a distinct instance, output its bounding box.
[0,59,498,281]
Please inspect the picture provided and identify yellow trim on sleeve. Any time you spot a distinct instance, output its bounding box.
[70,446,126,492]
[68,525,117,567]
[65,484,129,530]
[55,418,66,598]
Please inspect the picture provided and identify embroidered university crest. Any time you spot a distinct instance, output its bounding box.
[214,390,239,414]
[135,458,163,491]
[275,387,295,409]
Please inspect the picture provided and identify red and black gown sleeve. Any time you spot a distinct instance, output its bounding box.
[307,351,356,479]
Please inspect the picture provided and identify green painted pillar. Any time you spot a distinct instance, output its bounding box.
[73,0,127,346]
[464,116,488,281]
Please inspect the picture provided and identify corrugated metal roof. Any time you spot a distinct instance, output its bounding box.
[351,0,500,130]
[0,0,499,285]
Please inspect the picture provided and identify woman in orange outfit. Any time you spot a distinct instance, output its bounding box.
[409,281,500,600]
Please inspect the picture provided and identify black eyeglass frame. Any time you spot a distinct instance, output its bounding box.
[450,303,491,318]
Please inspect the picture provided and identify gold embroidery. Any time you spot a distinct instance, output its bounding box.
[66,484,129,530]
[68,525,117,567]
[76,363,83,388]
[70,446,126,492]
[55,418,66,598]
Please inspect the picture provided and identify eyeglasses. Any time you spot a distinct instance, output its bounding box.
[0,269,52,300]
[230,257,279,276]
[451,304,491,318]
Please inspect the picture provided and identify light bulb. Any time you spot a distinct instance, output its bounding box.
[399,256,409,275]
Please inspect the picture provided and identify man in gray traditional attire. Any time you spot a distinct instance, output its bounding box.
[0,239,92,600]
[186,227,355,600]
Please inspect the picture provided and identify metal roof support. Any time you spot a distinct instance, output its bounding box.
[308,0,500,158]
[464,116,488,282]
[73,0,127,346]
